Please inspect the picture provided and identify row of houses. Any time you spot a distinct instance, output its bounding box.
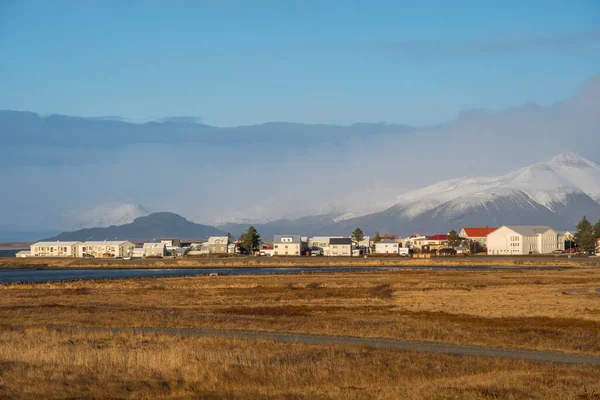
[16,225,584,259]
[19,239,185,258]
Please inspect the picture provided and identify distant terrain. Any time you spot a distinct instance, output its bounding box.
[46,212,225,241]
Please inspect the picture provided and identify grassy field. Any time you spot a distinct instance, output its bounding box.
[2,254,600,269]
[1,268,600,398]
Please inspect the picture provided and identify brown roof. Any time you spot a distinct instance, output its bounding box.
[462,227,498,237]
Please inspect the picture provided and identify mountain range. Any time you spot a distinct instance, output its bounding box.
[218,153,600,237]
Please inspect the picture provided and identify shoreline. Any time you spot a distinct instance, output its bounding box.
[1,255,598,270]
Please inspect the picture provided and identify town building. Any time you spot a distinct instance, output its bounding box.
[328,238,353,256]
[374,240,400,254]
[142,242,167,257]
[30,241,81,257]
[78,241,135,258]
[487,226,562,255]
[459,226,498,246]
[273,235,303,256]
[16,250,31,258]
[207,236,230,254]
[160,239,182,250]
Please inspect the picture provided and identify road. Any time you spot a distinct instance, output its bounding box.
[34,324,600,366]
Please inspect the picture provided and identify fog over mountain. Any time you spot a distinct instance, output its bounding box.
[1,74,599,240]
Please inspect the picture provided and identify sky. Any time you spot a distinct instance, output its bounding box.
[1,0,599,126]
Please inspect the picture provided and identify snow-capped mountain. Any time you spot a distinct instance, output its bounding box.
[60,203,150,230]
[341,153,600,222]
[330,153,600,234]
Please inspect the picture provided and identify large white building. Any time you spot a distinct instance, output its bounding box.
[78,241,135,258]
[487,226,563,255]
[374,240,400,254]
[273,235,303,256]
[30,241,81,257]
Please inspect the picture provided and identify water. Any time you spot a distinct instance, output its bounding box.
[0,249,25,258]
[0,265,567,284]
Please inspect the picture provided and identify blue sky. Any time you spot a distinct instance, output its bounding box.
[1,0,599,126]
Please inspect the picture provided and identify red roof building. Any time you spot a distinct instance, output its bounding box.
[459,226,498,239]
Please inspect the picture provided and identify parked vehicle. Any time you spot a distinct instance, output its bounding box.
[551,249,564,254]
[398,248,410,257]
[564,248,579,253]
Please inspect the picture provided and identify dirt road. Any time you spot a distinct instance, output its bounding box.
[36,324,600,366]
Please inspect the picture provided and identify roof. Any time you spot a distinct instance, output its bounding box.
[330,238,353,245]
[143,242,166,248]
[82,241,132,246]
[498,226,556,236]
[426,234,466,241]
[426,234,449,241]
[273,235,302,244]
[461,227,498,237]
[32,241,81,246]
[310,236,343,242]
[16,250,31,255]
[377,240,399,244]
[208,236,229,244]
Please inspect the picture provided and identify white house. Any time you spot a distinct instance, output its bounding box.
[30,241,81,257]
[207,236,230,254]
[78,241,135,258]
[273,235,302,256]
[374,240,400,254]
[328,238,353,256]
[487,226,562,255]
[16,250,31,258]
[458,227,498,246]
[142,242,167,257]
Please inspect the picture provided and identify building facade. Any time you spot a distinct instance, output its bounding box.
[78,241,135,258]
[142,242,167,257]
[207,236,230,254]
[30,241,81,257]
[273,235,302,256]
[487,226,562,255]
[328,238,353,256]
[374,240,400,254]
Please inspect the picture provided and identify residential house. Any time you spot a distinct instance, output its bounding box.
[374,240,400,254]
[78,241,135,258]
[16,250,31,258]
[207,236,230,254]
[487,226,562,255]
[132,246,144,258]
[142,242,167,257]
[273,235,303,256]
[161,239,182,250]
[459,226,498,246]
[329,238,353,257]
[30,241,81,257]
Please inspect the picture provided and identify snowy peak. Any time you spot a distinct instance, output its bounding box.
[338,153,600,222]
[61,203,150,230]
[549,152,597,169]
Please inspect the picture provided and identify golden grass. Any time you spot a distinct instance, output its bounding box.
[2,254,600,269]
[1,269,600,356]
[1,327,599,399]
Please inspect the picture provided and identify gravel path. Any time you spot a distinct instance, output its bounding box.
[37,324,600,366]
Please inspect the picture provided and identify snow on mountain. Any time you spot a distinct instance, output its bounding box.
[337,153,600,222]
[60,203,150,230]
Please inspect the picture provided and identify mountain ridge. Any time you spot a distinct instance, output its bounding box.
[47,212,225,242]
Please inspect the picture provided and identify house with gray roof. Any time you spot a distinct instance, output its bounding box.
[487,225,562,255]
[273,235,303,256]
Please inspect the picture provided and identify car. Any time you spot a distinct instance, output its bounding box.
[123,257,132,260]
[564,248,579,253]
[551,249,564,254]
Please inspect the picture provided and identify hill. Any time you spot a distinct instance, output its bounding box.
[46,212,225,242]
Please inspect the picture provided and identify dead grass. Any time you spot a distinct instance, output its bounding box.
[0,328,599,399]
[1,269,600,356]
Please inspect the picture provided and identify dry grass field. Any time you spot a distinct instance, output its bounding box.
[2,254,600,269]
[1,268,600,398]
